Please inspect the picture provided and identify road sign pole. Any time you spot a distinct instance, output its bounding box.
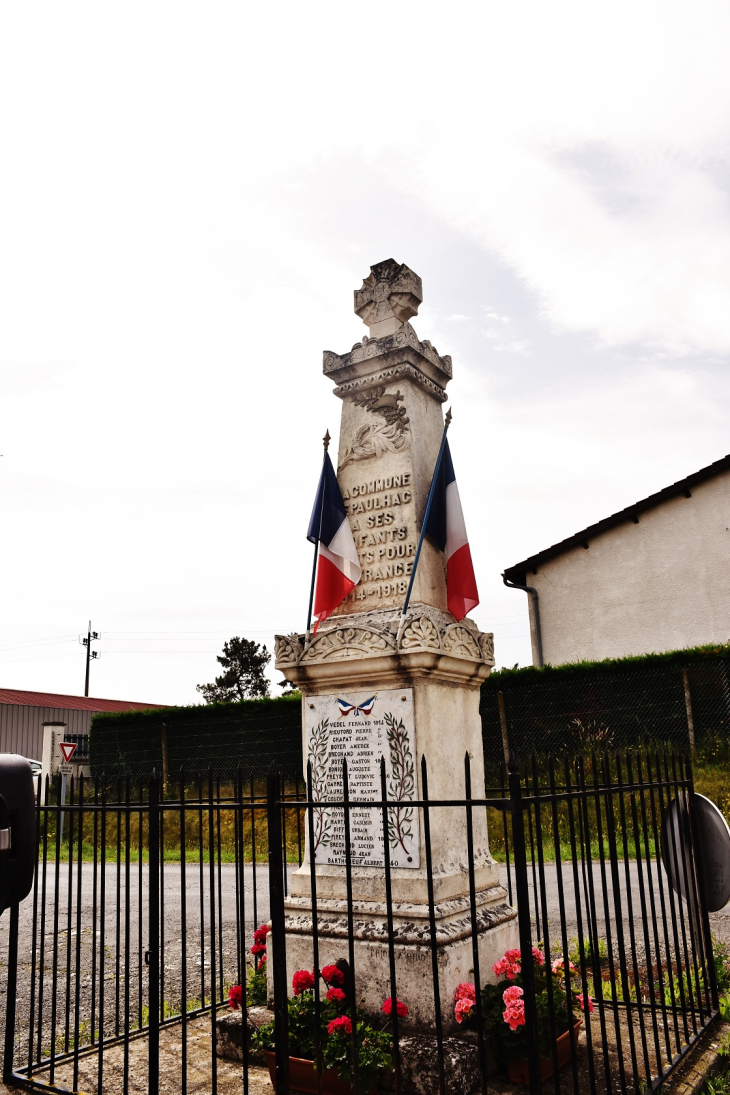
[59,772,67,849]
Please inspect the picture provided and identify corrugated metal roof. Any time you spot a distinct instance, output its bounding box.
[0,689,167,713]
[503,452,730,582]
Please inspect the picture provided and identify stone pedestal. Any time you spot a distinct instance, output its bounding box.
[273,260,518,1030]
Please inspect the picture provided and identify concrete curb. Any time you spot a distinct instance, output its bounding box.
[664,1020,730,1095]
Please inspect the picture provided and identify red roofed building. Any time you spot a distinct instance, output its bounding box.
[0,688,166,762]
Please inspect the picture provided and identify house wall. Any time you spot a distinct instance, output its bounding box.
[0,705,92,761]
[524,470,730,666]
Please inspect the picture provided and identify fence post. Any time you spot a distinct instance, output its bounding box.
[3,903,19,1084]
[685,756,719,1010]
[508,754,541,1095]
[497,692,510,764]
[682,670,695,756]
[148,772,160,1095]
[267,764,290,1095]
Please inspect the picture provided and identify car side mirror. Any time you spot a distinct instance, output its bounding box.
[0,755,37,916]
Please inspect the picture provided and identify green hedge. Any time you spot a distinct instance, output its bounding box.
[480,643,730,771]
[89,694,303,782]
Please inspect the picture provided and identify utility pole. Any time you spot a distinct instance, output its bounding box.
[80,622,100,696]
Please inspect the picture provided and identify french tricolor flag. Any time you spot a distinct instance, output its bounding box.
[307,452,361,632]
[425,440,479,621]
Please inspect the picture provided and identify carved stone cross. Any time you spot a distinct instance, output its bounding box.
[354,258,423,338]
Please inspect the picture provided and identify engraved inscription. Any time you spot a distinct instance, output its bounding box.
[305,689,420,869]
[339,471,418,606]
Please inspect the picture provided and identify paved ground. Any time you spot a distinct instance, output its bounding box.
[0,859,725,1093]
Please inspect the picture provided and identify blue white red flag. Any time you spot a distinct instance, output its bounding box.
[424,440,479,621]
[336,696,376,717]
[307,452,361,632]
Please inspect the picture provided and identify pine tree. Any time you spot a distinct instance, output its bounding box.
[196,637,270,703]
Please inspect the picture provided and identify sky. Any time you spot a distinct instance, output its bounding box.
[1,2,729,705]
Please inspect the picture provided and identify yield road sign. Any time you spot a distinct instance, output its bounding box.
[60,742,77,764]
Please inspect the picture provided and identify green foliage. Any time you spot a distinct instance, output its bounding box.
[321,1018,393,1093]
[197,636,271,703]
[250,983,396,1094]
[89,692,301,781]
[246,962,267,1006]
[568,936,607,966]
[702,1062,730,1091]
[481,642,730,773]
[485,643,730,686]
[715,938,730,994]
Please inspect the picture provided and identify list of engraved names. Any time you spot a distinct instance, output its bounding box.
[304,689,419,869]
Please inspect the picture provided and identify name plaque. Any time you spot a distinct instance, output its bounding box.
[304,688,420,869]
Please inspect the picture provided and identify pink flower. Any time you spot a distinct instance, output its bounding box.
[321,964,345,987]
[228,984,242,1010]
[552,957,577,975]
[494,950,522,981]
[292,969,315,995]
[577,993,594,1014]
[502,985,525,1031]
[253,924,270,946]
[328,1016,352,1036]
[454,983,476,1023]
[326,987,346,1003]
[532,947,545,967]
[504,999,526,1031]
[454,982,476,1003]
[382,996,409,1018]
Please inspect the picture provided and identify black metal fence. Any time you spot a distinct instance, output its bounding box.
[2,751,719,1095]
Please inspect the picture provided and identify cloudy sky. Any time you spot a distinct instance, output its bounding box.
[1,2,729,704]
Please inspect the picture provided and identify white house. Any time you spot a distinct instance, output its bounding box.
[502,453,730,667]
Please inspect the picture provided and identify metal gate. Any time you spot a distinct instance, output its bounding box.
[2,751,721,1094]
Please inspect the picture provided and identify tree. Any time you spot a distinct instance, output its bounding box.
[196,637,271,703]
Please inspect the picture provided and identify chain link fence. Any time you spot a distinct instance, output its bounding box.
[481,649,730,777]
[89,695,302,783]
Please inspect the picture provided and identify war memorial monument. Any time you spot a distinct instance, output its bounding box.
[274,259,518,1027]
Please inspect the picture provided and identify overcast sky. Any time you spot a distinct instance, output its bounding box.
[1,2,729,705]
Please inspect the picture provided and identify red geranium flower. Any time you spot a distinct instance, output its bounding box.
[253,924,270,946]
[326,987,346,1003]
[228,984,242,1010]
[327,1016,352,1036]
[382,996,409,1018]
[292,969,315,995]
[251,943,266,956]
[321,964,345,987]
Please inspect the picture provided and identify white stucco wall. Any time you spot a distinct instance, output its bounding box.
[523,470,730,666]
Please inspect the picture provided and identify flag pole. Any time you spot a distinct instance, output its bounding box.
[395,409,452,646]
[306,430,331,642]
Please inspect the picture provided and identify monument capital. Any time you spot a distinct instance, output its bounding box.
[354,258,423,338]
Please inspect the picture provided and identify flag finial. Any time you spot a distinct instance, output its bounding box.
[445,408,452,428]
[323,429,331,452]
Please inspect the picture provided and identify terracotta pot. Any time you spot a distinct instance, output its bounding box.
[507,1020,583,1085]
[264,1050,354,1095]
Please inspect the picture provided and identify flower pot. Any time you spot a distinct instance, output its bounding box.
[507,1020,582,1085]
[264,1050,354,1095]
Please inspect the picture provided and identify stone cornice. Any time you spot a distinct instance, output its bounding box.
[275,605,494,690]
[323,322,452,403]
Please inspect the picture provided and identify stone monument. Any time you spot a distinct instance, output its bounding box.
[274,259,517,1028]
